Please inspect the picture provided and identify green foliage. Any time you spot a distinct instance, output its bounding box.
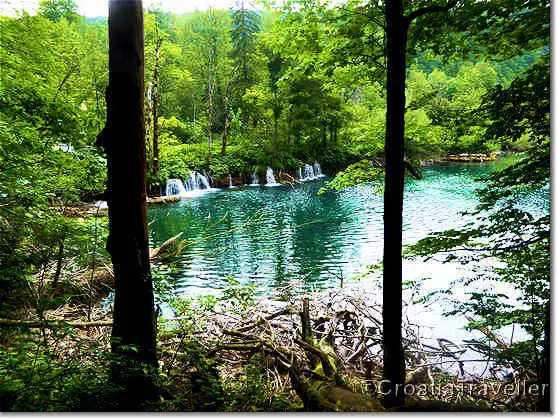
[0,11,107,316]
[0,335,117,411]
[225,354,269,411]
[0,0,550,412]
[318,160,383,195]
[38,0,80,23]
[407,59,549,378]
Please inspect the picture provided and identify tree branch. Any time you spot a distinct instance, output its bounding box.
[405,0,459,25]
[0,319,112,328]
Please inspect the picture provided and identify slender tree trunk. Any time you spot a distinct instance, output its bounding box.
[52,239,64,288]
[382,0,408,408]
[538,304,550,411]
[221,99,230,155]
[273,112,278,152]
[102,0,157,409]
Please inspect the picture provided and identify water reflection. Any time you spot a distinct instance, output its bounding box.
[148,161,526,296]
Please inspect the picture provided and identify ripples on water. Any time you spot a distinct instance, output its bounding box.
[148,162,522,296]
[151,161,549,350]
[148,158,549,363]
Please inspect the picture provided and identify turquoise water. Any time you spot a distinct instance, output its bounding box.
[148,157,549,364]
[148,160,516,296]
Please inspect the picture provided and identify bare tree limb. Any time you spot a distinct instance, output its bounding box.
[0,318,112,328]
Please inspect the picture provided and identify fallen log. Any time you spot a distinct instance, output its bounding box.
[150,232,184,261]
[147,195,181,205]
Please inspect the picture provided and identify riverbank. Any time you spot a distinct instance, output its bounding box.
[0,270,541,411]
[151,152,511,201]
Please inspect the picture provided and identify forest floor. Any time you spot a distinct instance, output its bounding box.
[0,256,542,412]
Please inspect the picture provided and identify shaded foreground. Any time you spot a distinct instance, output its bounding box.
[0,270,543,411]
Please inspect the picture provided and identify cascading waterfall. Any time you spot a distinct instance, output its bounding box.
[265,167,280,186]
[249,170,259,186]
[298,162,325,182]
[302,164,315,181]
[314,162,324,178]
[166,178,187,196]
[166,164,323,198]
[166,171,216,197]
[183,171,201,191]
[198,171,211,190]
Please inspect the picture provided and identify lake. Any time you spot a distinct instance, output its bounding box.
[148,157,546,367]
[149,160,514,294]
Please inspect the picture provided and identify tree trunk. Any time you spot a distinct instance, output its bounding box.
[102,0,157,409]
[538,304,550,411]
[52,239,64,288]
[382,0,408,408]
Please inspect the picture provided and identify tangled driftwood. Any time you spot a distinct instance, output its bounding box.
[157,285,500,411]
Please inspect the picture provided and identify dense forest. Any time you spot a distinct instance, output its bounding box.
[0,0,549,412]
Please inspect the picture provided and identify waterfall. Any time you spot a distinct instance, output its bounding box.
[302,164,315,181]
[166,178,187,196]
[166,171,216,197]
[248,170,259,186]
[314,162,324,178]
[183,171,211,192]
[265,167,280,186]
[228,174,233,188]
[183,171,198,191]
[296,167,303,180]
[198,172,211,189]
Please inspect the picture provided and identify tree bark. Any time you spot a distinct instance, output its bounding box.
[52,239,64,288]
[538,304,550,411]
[101,0,157,409]
[382,0,408,408]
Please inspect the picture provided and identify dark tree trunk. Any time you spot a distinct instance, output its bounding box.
[382,0,408,408]
[52,239,64,288]
[102,0,158,409]
[538,304,550,411]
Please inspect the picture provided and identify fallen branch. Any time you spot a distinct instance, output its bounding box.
[235,307,293,332]
[0,318,113,329]
[150,232,184,260]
